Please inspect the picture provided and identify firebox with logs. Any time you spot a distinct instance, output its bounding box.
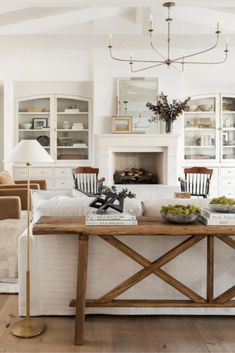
[114,168,157,184]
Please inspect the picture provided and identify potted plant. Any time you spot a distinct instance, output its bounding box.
[146,92,191,133]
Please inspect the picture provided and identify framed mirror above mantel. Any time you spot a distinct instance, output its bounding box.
[116,77,159,133]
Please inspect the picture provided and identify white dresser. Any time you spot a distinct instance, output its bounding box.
[13,165,74,194]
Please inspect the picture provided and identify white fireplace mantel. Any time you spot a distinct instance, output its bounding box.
[95,134,180,185]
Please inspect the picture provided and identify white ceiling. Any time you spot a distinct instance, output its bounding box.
[0,0,234,49]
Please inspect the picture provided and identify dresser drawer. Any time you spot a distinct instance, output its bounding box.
[220,167,235,177]
[54,168,73,178]
[14,167,53,179]
[31,168,53,178]
[220,179,235,187]
[54,179,73,189]
[219,188,235,198]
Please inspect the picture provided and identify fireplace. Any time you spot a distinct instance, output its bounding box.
[95,134,179,186]
[113,152,164,184]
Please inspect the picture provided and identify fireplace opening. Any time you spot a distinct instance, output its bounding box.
[113,152,164,185]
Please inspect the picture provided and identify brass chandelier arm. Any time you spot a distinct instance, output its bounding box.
[109,47,164,64]
[172,32,220,62]
[130,62,165,73]
[174,50,228,65]
[149,32,167,60]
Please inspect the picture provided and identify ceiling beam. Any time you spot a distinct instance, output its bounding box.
[1,1,235,8]
[0,7,126,34]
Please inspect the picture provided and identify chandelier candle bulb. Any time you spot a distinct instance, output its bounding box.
[149,14,154,30]
[108,33,112,47]
[226,38,229,51]
[216,21,220,32]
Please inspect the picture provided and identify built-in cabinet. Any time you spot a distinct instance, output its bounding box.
[183,93,235,197]
[17,94,91,162]
[14,93,92,193]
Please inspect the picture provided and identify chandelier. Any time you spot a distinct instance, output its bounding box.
[108,2,229,72]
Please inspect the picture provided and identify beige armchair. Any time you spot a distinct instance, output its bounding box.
[0,172,47,210]
[0,196,21,220]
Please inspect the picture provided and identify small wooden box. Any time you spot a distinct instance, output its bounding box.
[174,192,191,199]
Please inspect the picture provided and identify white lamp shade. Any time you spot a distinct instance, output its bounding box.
[5,140,54,164]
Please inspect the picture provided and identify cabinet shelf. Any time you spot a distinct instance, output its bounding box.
[185,146,215,148]
[19,129,50,132]
[222,111,235,114]
[57,146,88,149]
[184,111,215,115]
[18,112,50,115]
[57,129,88,132]
[185,128,215,131]
[57,112,88,115]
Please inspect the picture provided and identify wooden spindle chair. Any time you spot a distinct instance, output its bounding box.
[72,167,105,197]
[178,167,213,198]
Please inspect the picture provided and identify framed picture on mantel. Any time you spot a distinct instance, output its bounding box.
[112,116,132,134]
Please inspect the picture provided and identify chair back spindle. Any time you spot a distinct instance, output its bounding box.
[178,167,213,198]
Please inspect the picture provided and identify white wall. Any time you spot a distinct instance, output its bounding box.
[1,45,235,178]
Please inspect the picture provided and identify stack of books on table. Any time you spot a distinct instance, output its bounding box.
[86,209,138,225]
[200,208,235,225]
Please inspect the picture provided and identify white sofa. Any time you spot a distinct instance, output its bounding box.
[0,211,27,293]
[18,197,235,316]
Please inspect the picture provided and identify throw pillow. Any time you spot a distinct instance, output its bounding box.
[0,170,15,185]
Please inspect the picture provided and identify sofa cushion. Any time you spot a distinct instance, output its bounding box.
[0,171,15,185]
[32,194,143,223]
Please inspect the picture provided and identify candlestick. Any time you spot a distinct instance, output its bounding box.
[225,38,229,51]
[108,33,112,47]
[149,14,153,30]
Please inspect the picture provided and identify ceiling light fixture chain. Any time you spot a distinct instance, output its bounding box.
[108,1,229,72]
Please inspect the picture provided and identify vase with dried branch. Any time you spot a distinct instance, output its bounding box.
[146,92,191,133]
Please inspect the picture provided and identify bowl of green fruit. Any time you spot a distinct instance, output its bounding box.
[209,196,235,213]
[160,204,201,224]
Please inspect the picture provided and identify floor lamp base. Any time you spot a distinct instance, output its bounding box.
[11,318,46,338]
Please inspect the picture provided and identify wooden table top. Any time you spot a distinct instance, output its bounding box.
[32,216,235,236]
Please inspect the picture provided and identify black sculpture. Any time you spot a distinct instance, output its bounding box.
[89,186,136,214]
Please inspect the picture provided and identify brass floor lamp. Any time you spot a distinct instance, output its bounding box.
[5,140,54,338]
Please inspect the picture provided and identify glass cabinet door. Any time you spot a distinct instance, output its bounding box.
[184,97,217,161]
[56,97,89,161]
[221,96,235,161]
[18,97,51,155]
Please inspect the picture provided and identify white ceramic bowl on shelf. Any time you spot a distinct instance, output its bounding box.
[198,104,213,111]
[22,123,32,129]
[188,105,198,112]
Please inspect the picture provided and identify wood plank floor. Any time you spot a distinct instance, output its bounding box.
[0,295,234,353]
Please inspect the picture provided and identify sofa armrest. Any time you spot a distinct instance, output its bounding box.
[0,196,21,219]
[0,184,40,189]
[0,186,38,210]
[15,180,47,190]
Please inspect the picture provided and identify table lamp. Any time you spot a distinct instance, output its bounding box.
[5,140,54,338]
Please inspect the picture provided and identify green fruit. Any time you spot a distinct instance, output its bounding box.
[160,204,200,216]
[210,196,235,206]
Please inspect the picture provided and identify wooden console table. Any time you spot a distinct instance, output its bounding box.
[33,216,235,345]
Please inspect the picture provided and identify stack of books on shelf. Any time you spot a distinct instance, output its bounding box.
[72,123,84,130]
[200,208,235,225]
[86,209,138,225]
